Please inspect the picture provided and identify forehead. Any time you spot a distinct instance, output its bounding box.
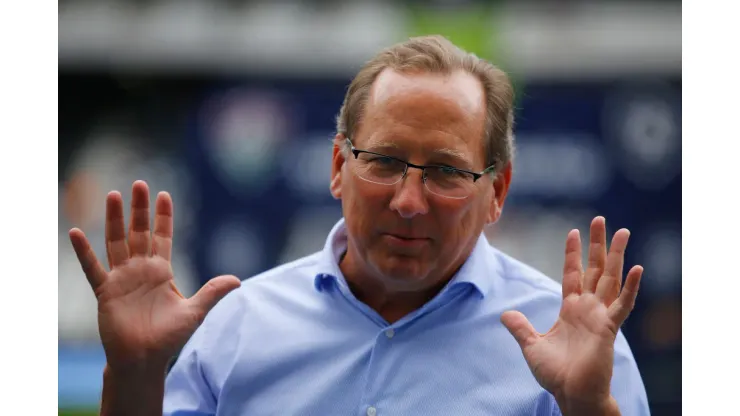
[359,68,486,163]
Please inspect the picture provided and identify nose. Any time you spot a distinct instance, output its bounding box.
[388,169,429,219]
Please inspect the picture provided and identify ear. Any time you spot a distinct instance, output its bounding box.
[487,162,513,225]
[330,133,347,199]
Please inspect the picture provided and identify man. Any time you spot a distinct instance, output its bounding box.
[69,35,650,415]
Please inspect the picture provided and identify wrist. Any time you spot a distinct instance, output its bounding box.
[101,363,167,416]
[555,393,620,416]
[104,361,168,381]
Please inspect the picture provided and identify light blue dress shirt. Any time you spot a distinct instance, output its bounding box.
[164,219,650,416]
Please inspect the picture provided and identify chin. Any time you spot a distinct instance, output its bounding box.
[372,254,432,287]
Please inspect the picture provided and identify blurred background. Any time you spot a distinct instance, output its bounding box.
[58,0,681,414]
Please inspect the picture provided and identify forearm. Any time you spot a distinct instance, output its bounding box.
[555,394,621,416]
[100,364,167,416]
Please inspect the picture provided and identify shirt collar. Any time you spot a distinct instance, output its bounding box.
[314,218,497,298]
[313,218,351,292]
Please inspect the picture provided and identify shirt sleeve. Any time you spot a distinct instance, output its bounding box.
[610,330,651,416]
[162,288,248,416]
[162,322,218,416]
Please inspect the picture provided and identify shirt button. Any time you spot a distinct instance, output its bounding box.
[367,406,377,416]
[385,329,395,339]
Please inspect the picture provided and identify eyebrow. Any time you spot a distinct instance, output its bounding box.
[364,140,473,166]
[364,139,400,150]
[431,147,469,162]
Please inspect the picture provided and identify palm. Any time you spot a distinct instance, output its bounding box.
[501,217,643,405]
[522,294,617,400]
[69,181,240,372]
[96,258,198,367]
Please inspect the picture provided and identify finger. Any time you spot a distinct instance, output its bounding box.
[583,216,607,293]
[596,229,630,304]
[105,191,129,268]
[608,265,643,325]
[562,229,583,299]
[128,181,152,257]
[152,191,174,262]
[69,228,108,291]
[501,311,539,350]
[188,275,242,320]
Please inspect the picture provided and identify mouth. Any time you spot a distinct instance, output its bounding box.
[382,233,432,248]
[386,233,428,240]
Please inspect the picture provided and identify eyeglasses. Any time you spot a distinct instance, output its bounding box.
[345,138,496,200]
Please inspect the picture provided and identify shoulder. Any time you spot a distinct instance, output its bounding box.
[189,251,325,347]
[490,245,564,298]
[483,245,564,331]
[165,251,326,400]
[489,246,562,304]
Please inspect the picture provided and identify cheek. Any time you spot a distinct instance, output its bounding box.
[437,199,487,238]
[344,176,392,208]
[436,198,472,221]
[342,179,392,229]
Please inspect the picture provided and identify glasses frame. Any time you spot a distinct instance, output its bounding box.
[345,137,496,199]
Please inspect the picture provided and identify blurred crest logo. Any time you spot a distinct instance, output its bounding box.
[201,88,294,195]
[602,81,681,190]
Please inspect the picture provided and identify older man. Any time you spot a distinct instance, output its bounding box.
[69,35,649,415]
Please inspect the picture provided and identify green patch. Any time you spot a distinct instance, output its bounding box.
[403,3,525,106]
[58,409,99,416]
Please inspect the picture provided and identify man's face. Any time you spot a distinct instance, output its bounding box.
[330,68,512,292]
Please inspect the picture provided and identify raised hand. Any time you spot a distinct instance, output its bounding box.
[501,217,643,413]
[69,180,241,373]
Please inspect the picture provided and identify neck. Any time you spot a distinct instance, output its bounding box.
[338,249,458,324]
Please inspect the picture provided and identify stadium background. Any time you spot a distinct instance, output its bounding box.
[58,1,681,414]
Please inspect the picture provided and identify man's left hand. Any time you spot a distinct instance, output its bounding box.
[500,216,643,416]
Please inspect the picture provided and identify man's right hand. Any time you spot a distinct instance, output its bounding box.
[69,180,241,375]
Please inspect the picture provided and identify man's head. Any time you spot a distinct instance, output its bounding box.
[330,35,515,293]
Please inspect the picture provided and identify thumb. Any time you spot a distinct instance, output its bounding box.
[501,310,538,350]
[189,275,242,318]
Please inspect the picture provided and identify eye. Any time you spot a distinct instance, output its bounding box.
[369,156,396,165]
[439,166,459,175]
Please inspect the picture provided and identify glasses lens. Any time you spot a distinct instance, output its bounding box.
[353,153,406,185]
[424,167,476,199]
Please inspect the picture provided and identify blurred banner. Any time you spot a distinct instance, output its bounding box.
[58,1,681,414]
